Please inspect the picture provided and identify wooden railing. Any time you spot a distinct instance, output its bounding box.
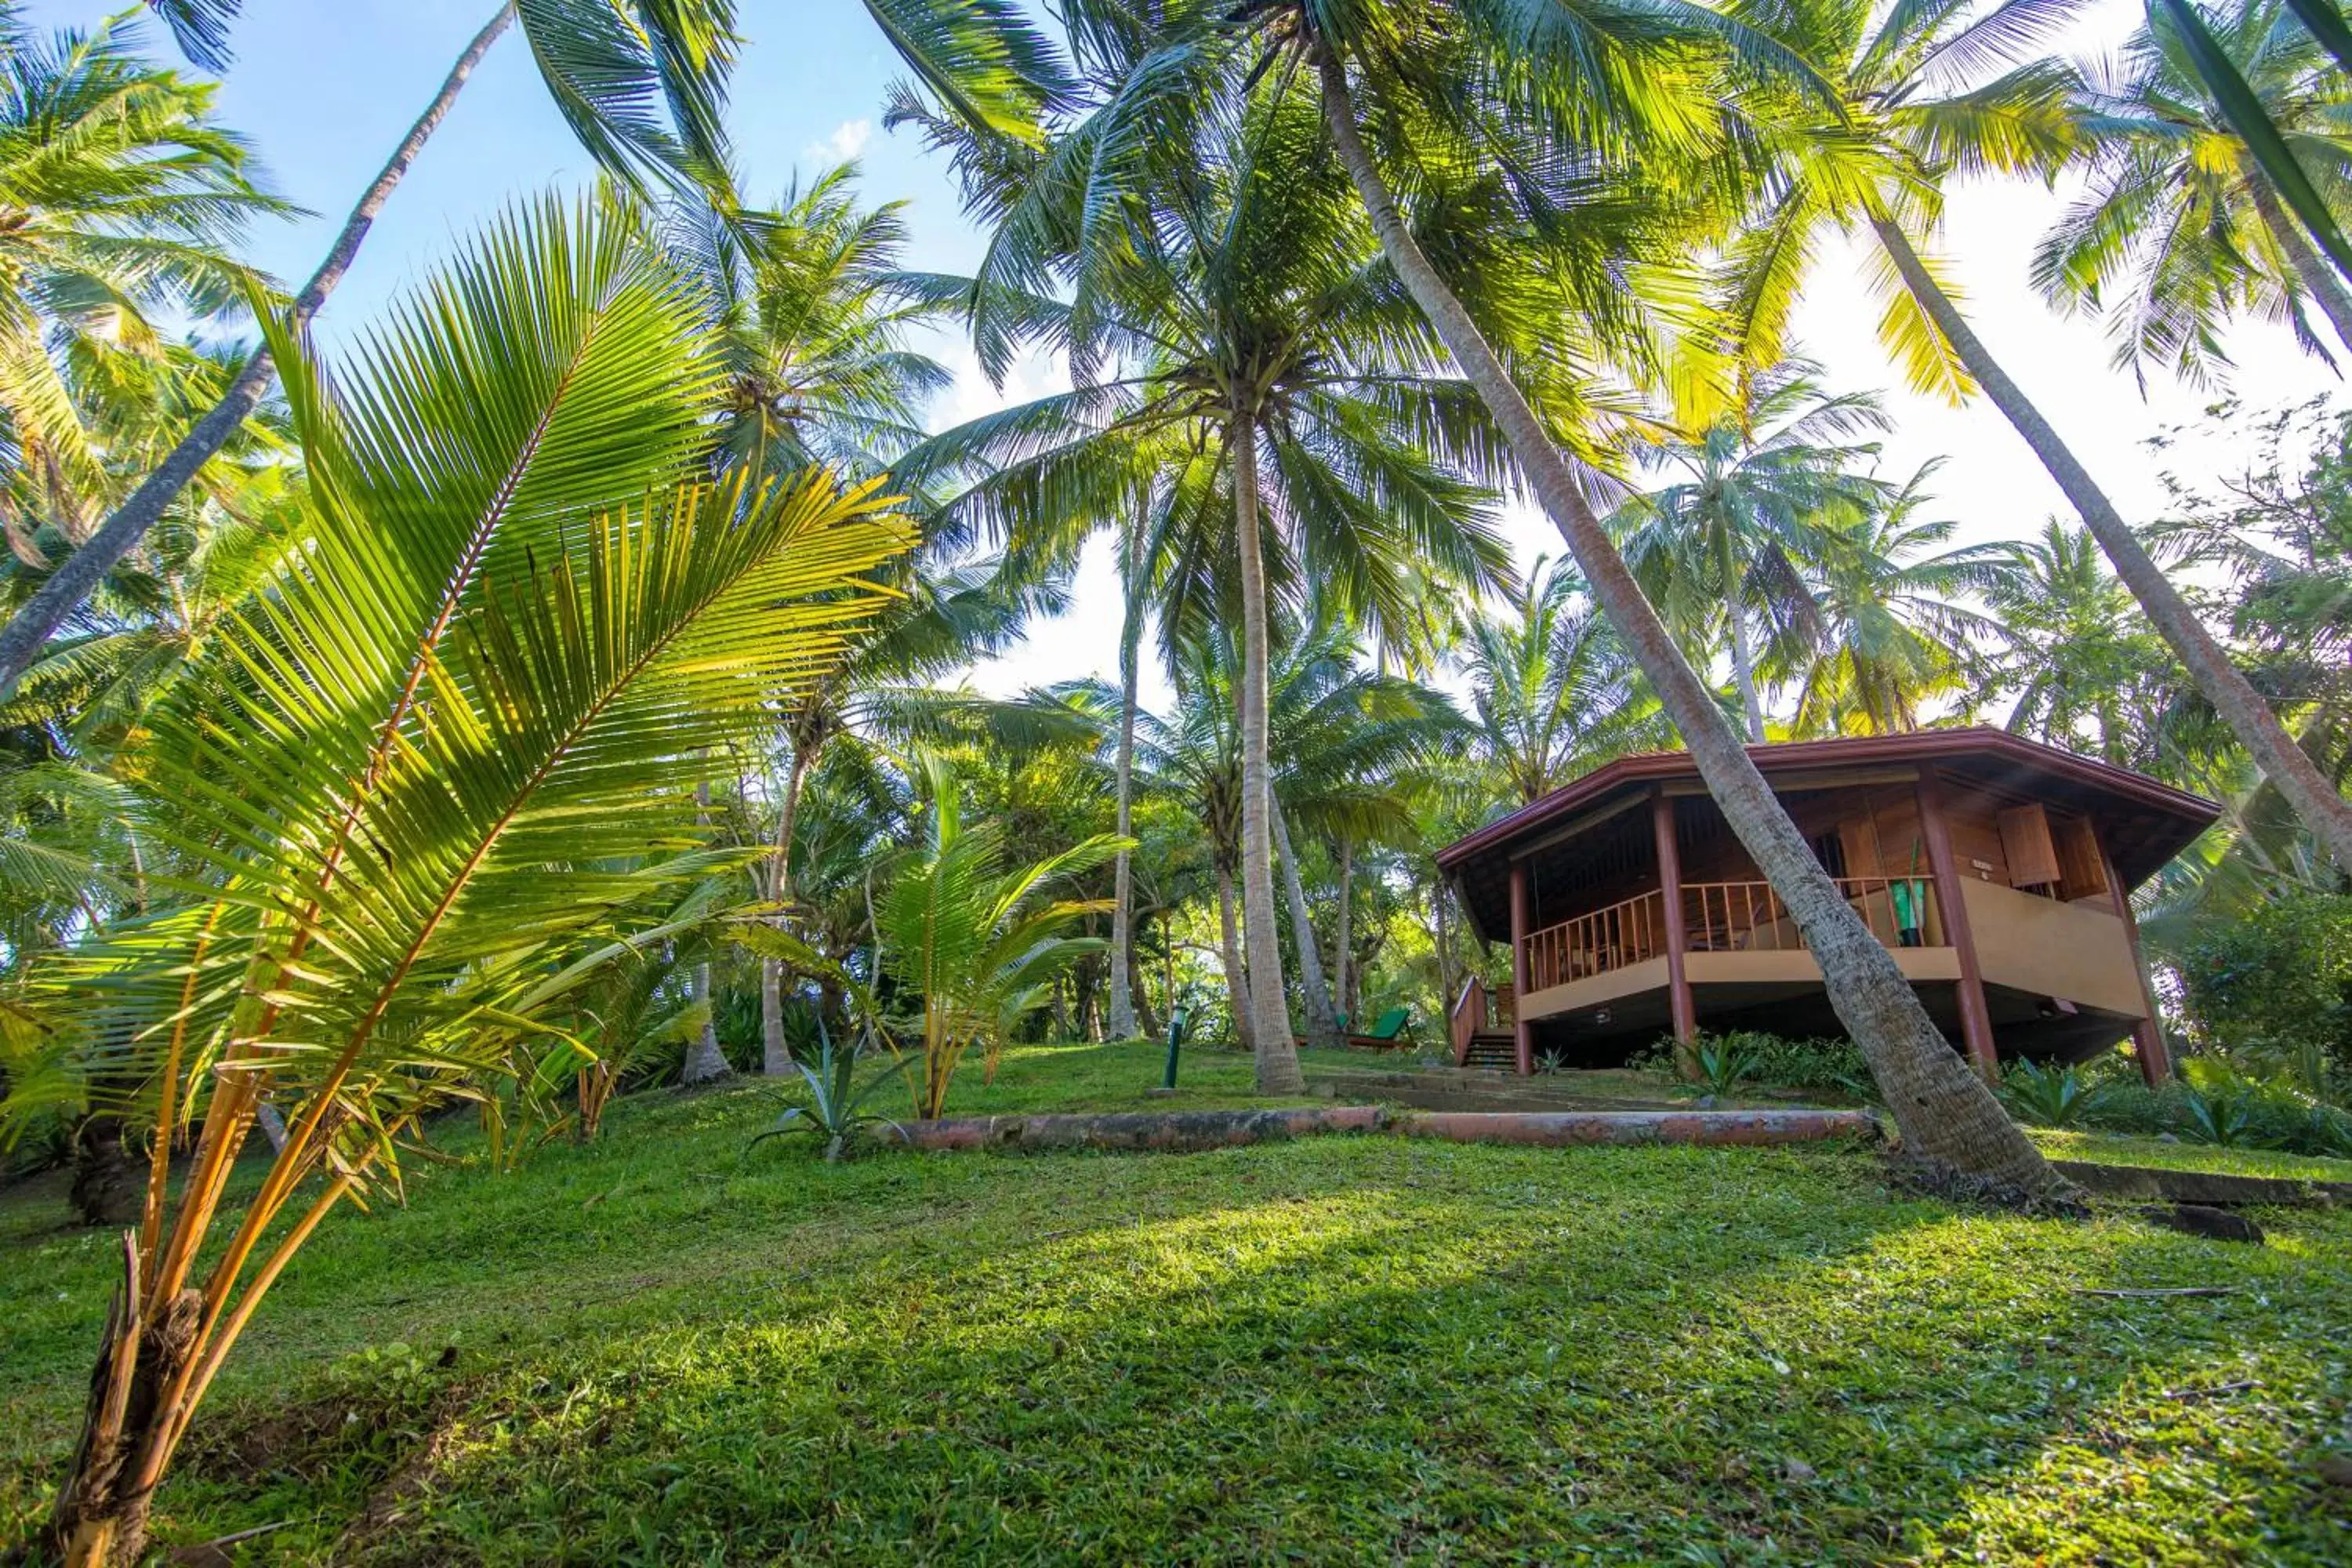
[1448,977,1516,1064]
[1518,877,1941,993]
[1522,890,1665,991]
[1682,877,1936,953]
[1450,976,1486,1062]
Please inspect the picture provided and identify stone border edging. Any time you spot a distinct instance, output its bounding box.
[884,1105,1881,1154]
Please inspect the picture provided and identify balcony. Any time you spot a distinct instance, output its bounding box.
[1520,877,1944,994]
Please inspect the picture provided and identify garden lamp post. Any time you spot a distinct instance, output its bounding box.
[1162,998,1192,1090]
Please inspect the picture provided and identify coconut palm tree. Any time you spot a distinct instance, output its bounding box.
[0,0,750,693]
[670,163,951,486]
[2038,0,2352,376]
[1180,0,2064,1187]
[1699,0,2352,883]
[1613,362,1893,740]
[1457,556,1671,811]
[1265,614,1465,1045]
[9,192,914,1567]
[898,86,1511,1091]
[0,9,283,557]
[1785,465,2005,735]
[867,753,1120,1118]
[1986,520,2183,766]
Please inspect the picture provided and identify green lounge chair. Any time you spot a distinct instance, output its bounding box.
[1348,1007,1413,1050]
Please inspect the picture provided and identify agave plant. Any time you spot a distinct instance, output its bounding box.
[749,1014,908,1162]
[1997,1059,2111,1130]
[5,191,913,1566]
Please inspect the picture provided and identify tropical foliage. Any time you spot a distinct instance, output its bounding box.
[5,2,2352,1559]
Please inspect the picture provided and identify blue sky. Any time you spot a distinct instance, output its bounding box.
[27,0,2344,704]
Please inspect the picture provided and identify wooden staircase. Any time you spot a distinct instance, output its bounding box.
[1449,977,1519,1073]
[1460,1032,1516,1073]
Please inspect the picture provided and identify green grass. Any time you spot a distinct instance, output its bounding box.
[4,1039,2349,1563]
[2028,1127,2352,1185]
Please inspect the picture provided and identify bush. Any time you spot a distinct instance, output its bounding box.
[1628,1031,1872,1098]
[2050,1056,2352,1158]
[1997,1059,2109,1128]
[2174,891,2352,1081]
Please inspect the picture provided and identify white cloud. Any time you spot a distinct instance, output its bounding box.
[803,118,872,165]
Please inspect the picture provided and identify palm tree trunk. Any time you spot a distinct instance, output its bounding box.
[760,742,815,1074]
[0,3,519,695]
[1872,213,2352,876]
[1272,789,1345,1051]
[1335,834,1355,1021]
[1318,53,2056,1190]
[1726,592,1767,743]
[1106,528,1144,1040]
[2250,175,2352,355]
[1229,412,1305,1092]
[1431,871,1457,1019]
[682,776,731,1085]
[1216,862,1254,1054]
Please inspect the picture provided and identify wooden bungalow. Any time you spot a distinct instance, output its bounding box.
[1435,729,2220,1084]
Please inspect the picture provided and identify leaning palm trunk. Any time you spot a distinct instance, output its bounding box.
[1106,534,1144,1040]
[1273,793,1346,1051]
[0,2,518,694]
[1872,214,2352,876]
[1319,53,2056,1189]
[1216,862,1255,1053]
[1725,590,1767,743]
[1229,412,1305,1092]
[2247,176,2352,358]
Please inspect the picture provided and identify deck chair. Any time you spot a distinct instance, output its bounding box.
[1345,1007,1414,1051]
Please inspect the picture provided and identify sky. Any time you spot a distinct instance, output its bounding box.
[33,0,2345,709]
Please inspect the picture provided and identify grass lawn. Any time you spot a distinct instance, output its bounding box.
[3,1039,2349,1563]
[2025,1127,2352,1185]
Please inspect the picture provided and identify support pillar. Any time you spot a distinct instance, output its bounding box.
[1509,858,1534,1076]
[2102,841,2173,1085]
[1651,790,1696,1071]
[1916,765,2000,1083]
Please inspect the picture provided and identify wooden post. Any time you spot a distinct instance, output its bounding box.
[1915,765,2000,1083]
[1508,858,1534,1076]
[2101,840,2174,1086]
[1651,790,1696,1070]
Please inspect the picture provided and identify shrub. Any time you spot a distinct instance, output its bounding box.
[2173,891,2352,1080]
[750,1019,909,1162]
[1998,1059,2110,1128]
[1693,1035,1762,1096]
[1628,1031,1872,1098]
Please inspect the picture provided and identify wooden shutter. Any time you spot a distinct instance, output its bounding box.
[1997,803,2061,890]
[2053,815,2110,902]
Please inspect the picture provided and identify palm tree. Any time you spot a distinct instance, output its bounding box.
[899,86,1510,1092]
[750,564,1042,1073]
[663,162,974,1076]
[673,164,950,485]
[0,0,749,692]
[867,753,1120,1118]
[1134,627,1261,1053]
[1785,466,2005,735]
[1456,557,1669,809]
[1214,2,2060,1187]
[1705,0,2352,881]
[1613,363,1893,741]
[1265,615,1464,1045]
[2038,0,2352,375]
[1987,520,2183,766]
[13,193,914,1567]
[0,9,283,555]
